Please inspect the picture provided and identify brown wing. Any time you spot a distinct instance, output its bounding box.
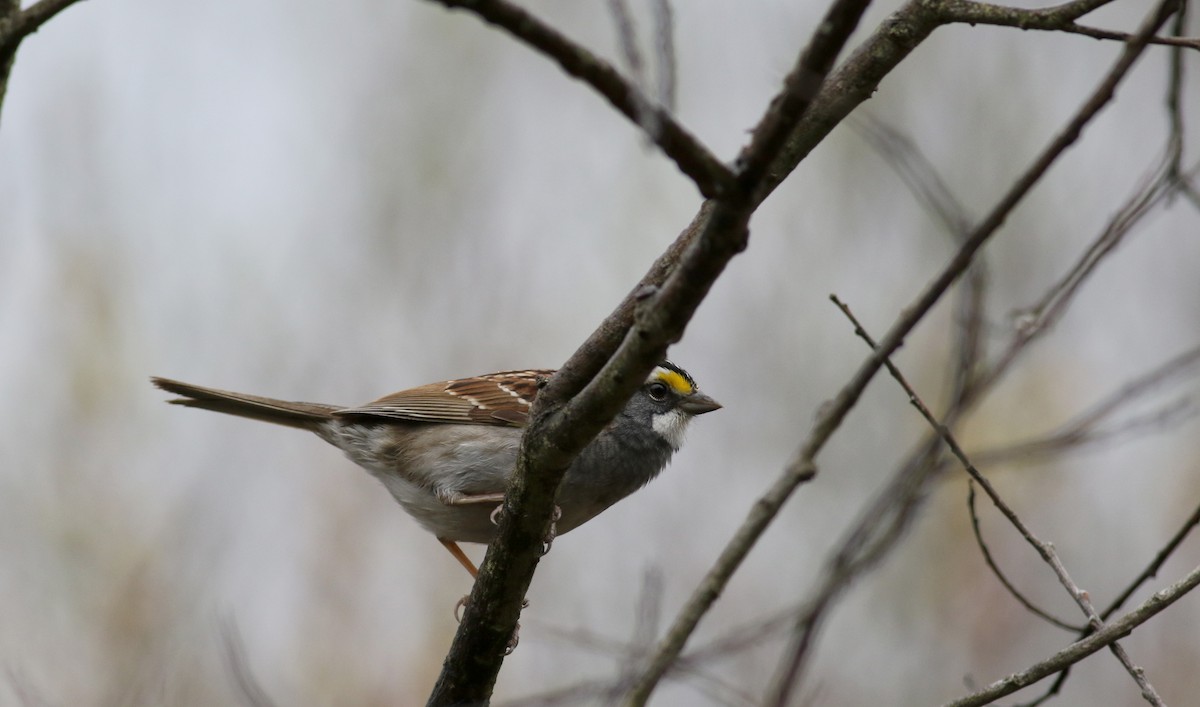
[333,369,550,427]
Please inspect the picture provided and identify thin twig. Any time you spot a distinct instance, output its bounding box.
[0,0,86,52]
[629,0,1176,699]
[734,0,875,200]
[850,113,987,403]
[946,561,1200,706]
[979,152,1198,400]
[1165,0,1189,186]
[0,0,89,125]
[934,0,1197,49]
[1021,498,1200,705]
[967,483,1084,631]
[973,343,1200,467]
[650,0,676,112]
[1104,501,1200,619]
[219,617,279,707]
[759,5,1178,703]
[832,296,1165,705]
[424,0,732,198]
[1061,22,1200,49]
[852,114,972,236]
[605,0,659,142]
[523,621,759,707]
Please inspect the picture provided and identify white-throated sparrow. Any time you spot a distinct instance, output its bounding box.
[151,363,719,576]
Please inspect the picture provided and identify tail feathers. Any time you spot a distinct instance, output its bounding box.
[151,377,338,430]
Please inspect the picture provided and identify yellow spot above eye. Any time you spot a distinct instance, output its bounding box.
[652,367,694,395]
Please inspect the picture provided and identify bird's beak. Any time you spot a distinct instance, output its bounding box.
[679,392,721,416]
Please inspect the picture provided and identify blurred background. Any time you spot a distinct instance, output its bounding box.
[2,1,1199,704]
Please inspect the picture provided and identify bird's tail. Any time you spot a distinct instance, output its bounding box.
[151,377,338,430]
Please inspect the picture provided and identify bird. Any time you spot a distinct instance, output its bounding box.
[151,363,720,577]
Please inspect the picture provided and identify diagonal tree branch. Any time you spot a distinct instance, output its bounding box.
[759,2,1180,700]
[0,0,88,126]
[0,0,85,52]
[945,561,1200,707]
[423,0,733,199]
[966,484,1085,632]
[832,297,1166,706]
[430,0,1183,703]
[733,0,874,200]
[433,0,883,702]
[1023,496,1200,705]
[935,0,1199,49]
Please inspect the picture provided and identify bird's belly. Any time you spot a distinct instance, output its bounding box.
[376,475,501,543]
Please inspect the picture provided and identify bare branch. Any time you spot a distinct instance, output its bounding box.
[967,483,1084,631]
[0,0,89,125]
[980,154,1198,398]
[1105,501,1200,619]
[0,0,15,117]
[1015,497,1200,706]
[1166,1,1190,185]
[933,0,1114,28]
[219,617,279,707]
[424,0,732,198]
[850,113,987,402]
[974,344,1200,466]
[851,114,972,237]
[1058,22,1199,49]
[934,0,1198,49]
[0,0,86,52]
[829,297,1166,706]
[771,4,1182,701]
[605,0,658,142]
[734,0,875,200]
[946,561,1200,706]
[650,0,676,112]
[431,130,753,707]
[607,0,645,86]
[622,2,1176,699]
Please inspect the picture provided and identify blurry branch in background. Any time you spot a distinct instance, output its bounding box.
[761,4,1180,704]
[425,0,732,199]
[605,0,677,143]
[849,113,988,406]
[1013,499,1200,706]
[421,0,1190,703]
[635,343,1200,701]
[983,158,1200,395]
[3,667,51,707]
[0,0,87,121]
[606,0,656,143]
[966,484,1086,633]
[831,298,1169,707]
[219,617,279,707]
[650,0,676,114]
[1165,3,1200,208]
[973,344,1200,467]
[946,562,1200,707]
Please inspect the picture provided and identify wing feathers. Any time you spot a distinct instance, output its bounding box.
[335,370,548,427]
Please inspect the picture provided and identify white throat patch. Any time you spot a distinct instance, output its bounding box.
[652,408,691,450]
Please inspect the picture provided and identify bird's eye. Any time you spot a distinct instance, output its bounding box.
[647,382,669,401]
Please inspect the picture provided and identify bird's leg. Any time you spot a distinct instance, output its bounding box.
[438,537,479,578]
[441,491,506,506]
[441,535,524,654]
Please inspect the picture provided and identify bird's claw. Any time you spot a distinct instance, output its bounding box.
[453,594,529,654]
[541,506,563,556]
